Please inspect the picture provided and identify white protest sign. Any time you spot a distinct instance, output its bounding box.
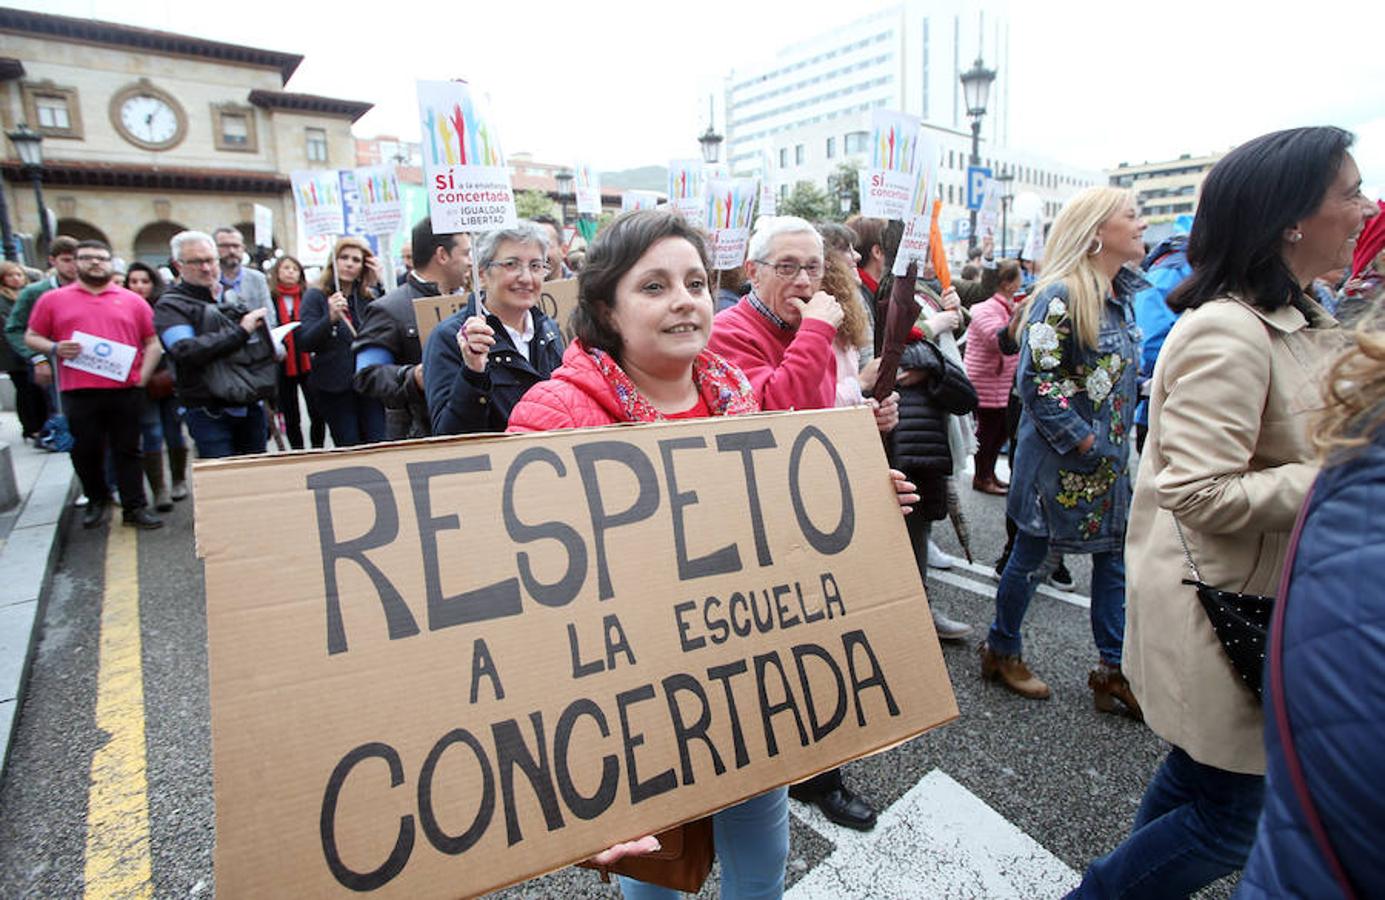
[351,164,406,236]
[417,80,517,234]
[1023,209,1045,262]
[668,159,706,222]
[253,203,274,249]
[291,170,346,238]
[977,178,1001,242]
[704,177,760,270]
[892,131,941,278]
[621,191,660,212]
[63,330,136,383]
[758,151,778,217]
[859,110,925,222]
[574,162,602,217]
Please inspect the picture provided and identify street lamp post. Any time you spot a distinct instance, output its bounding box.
[554,169,574,225]
[959,57,996,254]
[698,96,723,166]
[0,167,14,262]
[836,177,853,216]
[7,124,50,255]
[996,169,1014,256]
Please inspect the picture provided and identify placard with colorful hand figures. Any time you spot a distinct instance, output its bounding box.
[892,132,942,277]
[350,164,405,237]
[574,162,602,217]
[621,191,661,212]
[416,80,517,233]
[291,170,346,238]
[705,178,760,270]
[859,110,924,222]
[668,159,706,222]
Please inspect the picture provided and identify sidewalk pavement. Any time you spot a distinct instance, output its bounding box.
[0,408,76,780]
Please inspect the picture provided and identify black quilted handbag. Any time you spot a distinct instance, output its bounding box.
[1175,520,1274,700]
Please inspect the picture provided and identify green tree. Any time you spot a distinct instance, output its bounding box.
[515,189,556,220]
[779,181,834,222]
[828,161,862,220]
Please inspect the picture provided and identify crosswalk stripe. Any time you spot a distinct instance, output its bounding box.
[83,523,153,899]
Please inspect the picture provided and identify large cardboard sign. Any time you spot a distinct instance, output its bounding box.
[194,407,957,898]
[411,279,578,350]
[417,80,517,234]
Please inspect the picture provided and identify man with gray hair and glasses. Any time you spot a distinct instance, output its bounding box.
[153,230,273,458]
[423,221,565,434]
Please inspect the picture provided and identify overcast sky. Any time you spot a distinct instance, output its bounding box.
[18,0,1385,192]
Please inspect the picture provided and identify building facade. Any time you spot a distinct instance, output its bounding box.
[1107,151,1226,226]
[0,8,371,266]
[722,1,1102,248]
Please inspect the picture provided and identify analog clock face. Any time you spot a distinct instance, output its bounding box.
[120,95,179,146]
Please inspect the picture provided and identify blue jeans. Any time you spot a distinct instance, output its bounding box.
[140,395,186,453]
[1069,747,1264,898]
[316,389,385,447]
[987,529,1125,664]
[184,405,267,459]
[619,788,789,900]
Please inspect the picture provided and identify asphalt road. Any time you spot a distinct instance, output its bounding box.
[0,458,1238,899]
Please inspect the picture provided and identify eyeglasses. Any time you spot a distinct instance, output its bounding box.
[755,258,823,280]
[180,257,218,268]
[488,258,550,276]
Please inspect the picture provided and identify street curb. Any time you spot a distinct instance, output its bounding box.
[0,450,77,784]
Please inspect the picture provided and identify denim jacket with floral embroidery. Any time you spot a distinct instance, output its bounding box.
[1006,268,1147,553]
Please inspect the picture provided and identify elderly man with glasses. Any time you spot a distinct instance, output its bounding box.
[424,221,566,435]
[24,240,163,529]
[707,214,900,833]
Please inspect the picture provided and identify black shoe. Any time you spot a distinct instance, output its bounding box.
[1050,561,1073,589]
[791,784,878,831]
[82,501,109,529]
[121,508,164,530]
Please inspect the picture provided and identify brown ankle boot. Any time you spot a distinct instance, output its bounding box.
[168,446,189,501]
[1089,661,1143,720]
[978,642,1051,700]
[142,451,172,512]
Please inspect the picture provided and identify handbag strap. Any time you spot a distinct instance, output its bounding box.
[1269,484,1357,899]
[1171,517,1205,583]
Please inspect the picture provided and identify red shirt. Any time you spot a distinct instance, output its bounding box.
[665,395,711,419]
[28,281,155,390]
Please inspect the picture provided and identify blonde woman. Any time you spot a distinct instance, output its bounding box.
[979,187,1147,711]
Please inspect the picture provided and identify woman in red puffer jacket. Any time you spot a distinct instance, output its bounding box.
[964,259,1023,494]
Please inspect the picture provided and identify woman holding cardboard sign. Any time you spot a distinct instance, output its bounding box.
[509,209,918,899]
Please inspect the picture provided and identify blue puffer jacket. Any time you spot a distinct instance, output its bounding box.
[1132,235,1190,427]
[1236,430,1385,900]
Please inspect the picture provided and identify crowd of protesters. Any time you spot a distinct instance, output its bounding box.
[5,122,1385,897]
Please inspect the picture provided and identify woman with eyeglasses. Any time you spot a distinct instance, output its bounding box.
[297,236,386,446]
[423,221,565,435]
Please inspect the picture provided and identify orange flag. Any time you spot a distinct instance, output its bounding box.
[929,198,951,292]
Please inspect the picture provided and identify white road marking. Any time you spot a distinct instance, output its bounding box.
[787,769,1078,899]
[930,563,1093,610]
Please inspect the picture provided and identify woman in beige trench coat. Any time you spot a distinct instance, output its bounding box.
[1068,126,1378,899]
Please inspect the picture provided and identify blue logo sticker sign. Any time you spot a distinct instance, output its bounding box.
[966,166,992,211]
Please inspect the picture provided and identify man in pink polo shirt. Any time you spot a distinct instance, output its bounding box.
[25,240,163,530]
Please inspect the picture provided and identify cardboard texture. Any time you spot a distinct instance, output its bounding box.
[194,406,958,898]
[412,279,578,351]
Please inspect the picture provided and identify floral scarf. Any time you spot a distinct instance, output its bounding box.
[584,345,760,421]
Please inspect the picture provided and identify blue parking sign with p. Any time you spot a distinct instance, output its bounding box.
[967,166,992,211]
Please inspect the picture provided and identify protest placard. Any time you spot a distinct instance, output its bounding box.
[621,191,660,212]
[704,178,759,270]
[574,163,602,217]
[977,178,1001,243]
[352,165,406,237]
[194,406,958,899]
[891,132,941,278]
[667,159,706,222]
[411,294,470,349]
[291,170,346,238]
[859,110,924,222]
[412,279,576,350]
[62,329,135,383]
[417,80,517,234]
[253,204,274,249]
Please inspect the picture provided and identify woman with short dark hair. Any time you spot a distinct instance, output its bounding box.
[1071,125,1378,898]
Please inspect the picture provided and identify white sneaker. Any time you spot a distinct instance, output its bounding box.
[927,539,955,570]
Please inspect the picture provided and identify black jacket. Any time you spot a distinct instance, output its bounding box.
[153,281,262,409]
[890,340,978,519]
[297,285,375,394]
[424,296,565,435]
[352,274,448,440]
